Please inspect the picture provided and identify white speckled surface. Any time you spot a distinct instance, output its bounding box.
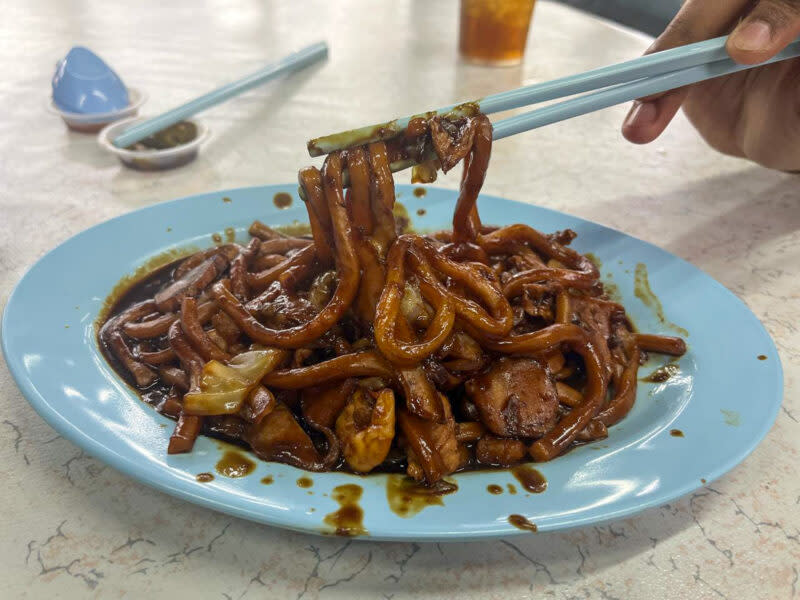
[0,1,797,598]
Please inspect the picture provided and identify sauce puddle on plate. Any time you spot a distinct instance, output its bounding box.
[216,450,255,478]
[273,192,292,209]
[386,475,458,518]
[508,514,537,532]
[634,263,689,337]
[511,465,547,494]
[323,484,367,537]
[196,472,214,483]
[721,409,741,426]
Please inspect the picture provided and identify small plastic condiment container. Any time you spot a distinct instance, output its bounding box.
[98,116,210,171]
[48,87,148,133]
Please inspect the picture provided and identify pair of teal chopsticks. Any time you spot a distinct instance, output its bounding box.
[308,35,800,160]
[112,42,328,149]
[115,35,800,158]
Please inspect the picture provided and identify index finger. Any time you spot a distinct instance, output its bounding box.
[649,0,752,54]
[622,0,752,144]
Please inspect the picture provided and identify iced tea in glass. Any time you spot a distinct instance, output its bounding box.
[459,0,536,66]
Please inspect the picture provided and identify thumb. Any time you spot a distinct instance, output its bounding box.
[728,0,800,64]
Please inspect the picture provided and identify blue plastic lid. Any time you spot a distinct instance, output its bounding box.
[52,46,129,114]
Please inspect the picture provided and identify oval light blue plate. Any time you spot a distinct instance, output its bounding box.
[1,185,783,541]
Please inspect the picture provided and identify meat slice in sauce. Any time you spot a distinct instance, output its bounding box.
[301,380,355,430]
[464,358,559,438]
[429,116,478,173]
[240,385,277,424]
[564,293,623,379]
[565,294,618,345]
[438,331,486,373]
[476,435,527,467]
[397,394,463,484]
[175,244,239,275]
[246,402,326,470]
[155,254,229,313]
[398,367,445,422]
[247,290,317,330]
[211,310,241,345]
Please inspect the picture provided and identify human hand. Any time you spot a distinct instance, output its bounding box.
[622,0,800,171]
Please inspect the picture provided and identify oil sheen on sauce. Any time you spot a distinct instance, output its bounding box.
[508,514,537,532]
[386,475,458,518]
[511,465,547,493]
[196,472,214,482]
[216,450,256,478]
[323,484,367,536]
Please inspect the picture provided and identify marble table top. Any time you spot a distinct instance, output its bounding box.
[0,1,797,598]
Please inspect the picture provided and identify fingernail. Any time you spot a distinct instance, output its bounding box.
[624,101,657,128]
[732,19,773,51]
